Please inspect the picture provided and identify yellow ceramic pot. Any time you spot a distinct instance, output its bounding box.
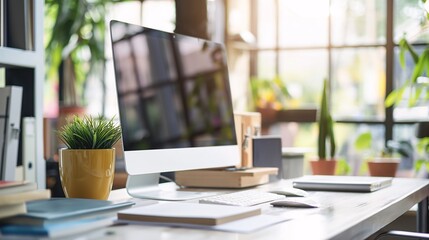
[59,149,115,200]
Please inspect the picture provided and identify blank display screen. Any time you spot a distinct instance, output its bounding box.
[110,21,237,151]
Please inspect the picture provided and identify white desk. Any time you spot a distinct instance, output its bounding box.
[87,178,429,240]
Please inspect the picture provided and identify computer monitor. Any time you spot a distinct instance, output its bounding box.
[110,20,240,200]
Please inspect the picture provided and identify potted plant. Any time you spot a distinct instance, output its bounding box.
[310,79,337,175]
[354,132,414,177]
[58,115,122,200]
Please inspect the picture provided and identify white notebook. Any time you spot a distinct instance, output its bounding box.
[292,175,393,192]
[118,202,261,226]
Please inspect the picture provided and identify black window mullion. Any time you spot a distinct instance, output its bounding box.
[385,0,394,143]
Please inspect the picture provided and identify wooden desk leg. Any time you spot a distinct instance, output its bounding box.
[417,197,429,233]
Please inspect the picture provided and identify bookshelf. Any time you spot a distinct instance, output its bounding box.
[0,0,45,188]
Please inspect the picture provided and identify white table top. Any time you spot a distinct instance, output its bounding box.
[84,177,429,240]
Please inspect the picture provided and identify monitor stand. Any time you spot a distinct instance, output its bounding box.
[126,173,219,201]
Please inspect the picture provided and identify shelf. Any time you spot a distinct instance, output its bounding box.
[0,47,40,68]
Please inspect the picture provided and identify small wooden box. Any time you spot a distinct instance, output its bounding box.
[175,167,278,188]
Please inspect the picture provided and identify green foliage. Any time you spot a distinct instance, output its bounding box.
[385,0,429,108]
[45,0,126,106]
[318,79,336,160]
[250,76,290,110]
[58,115,122,149]
[354,132,372,151]
[415,137,429,172]
[335,158,351,175]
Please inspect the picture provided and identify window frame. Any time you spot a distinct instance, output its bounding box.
[239,0,421,144]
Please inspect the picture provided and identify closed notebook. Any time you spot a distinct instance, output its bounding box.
[118,202,261,226]
[1,198,134,226]
[292,175,393,192]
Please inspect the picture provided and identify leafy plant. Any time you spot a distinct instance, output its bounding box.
[354,131,396,157]
[385,0,429,108]
[318,79,336,160]
[250,76,290,110]
[58,115,122,149]
[45,0,123,108]
[415,137,429,172]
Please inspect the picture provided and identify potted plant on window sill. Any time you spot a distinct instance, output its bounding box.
[310,79,337,175]
[58,115,122,200]
[354,132,414,177]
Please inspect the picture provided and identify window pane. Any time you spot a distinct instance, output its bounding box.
[228,0,251,36]
[393,46,429,121]
[257,0,276,47]
[142,1,175,32]
[257,51,276,79]
[394,0,428,43]
[332,47,386,120]
[278,0,329,47]
[393,124,419,177]
[331,0,386,45]
[278,50,328,108]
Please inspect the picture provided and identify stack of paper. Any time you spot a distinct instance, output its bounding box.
[0,180,50,219]
[0,198,134,238]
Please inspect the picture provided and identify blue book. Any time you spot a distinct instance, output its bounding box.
[1,198,134,226]
[0,214,115,238]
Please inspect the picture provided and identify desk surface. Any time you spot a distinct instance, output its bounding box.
[86,177,429,240]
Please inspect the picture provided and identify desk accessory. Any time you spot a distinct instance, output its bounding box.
[234,112,261,168]
[57,115,121,200]
[270,198,320,208]
[117,202,261,226]
[252,136,282,180]
[292,175,392,192]
[175,167,278,188]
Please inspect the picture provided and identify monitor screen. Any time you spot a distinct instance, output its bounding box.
[110,20,239,175]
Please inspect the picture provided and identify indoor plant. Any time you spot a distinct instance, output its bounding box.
[45,0,122,115]
[311,79,337,175]
[354,132,400,177]
[58,115,121,200]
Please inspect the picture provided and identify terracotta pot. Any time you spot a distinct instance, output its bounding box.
[257,107,277,127]
[310,159,337,175]
[59,149,115,200]
[367,158,399,177]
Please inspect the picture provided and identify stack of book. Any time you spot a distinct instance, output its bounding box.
[0,198,134,238]
[0,180,50,219]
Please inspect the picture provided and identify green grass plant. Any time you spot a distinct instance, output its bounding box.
[58,115,122,149]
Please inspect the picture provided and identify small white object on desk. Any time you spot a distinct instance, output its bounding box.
[270,197,320,208]
[268,188,309,197]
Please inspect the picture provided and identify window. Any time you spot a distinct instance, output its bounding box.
[226,0,427,174]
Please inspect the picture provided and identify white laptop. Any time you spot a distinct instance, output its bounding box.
[292,175,393,192]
